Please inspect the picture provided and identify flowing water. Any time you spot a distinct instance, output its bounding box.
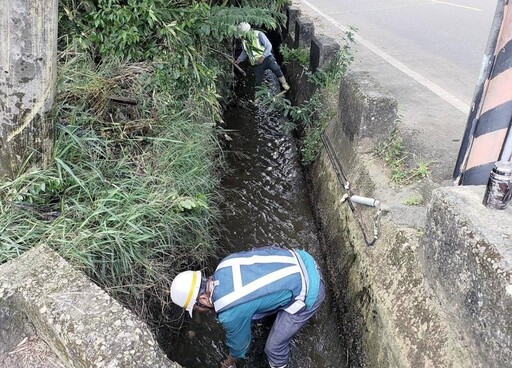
[167,79,348,368]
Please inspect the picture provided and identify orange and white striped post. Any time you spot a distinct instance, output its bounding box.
[454,0,512,185]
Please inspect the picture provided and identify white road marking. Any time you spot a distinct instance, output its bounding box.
[330,1,437,15]
[300,0,470,114]
[432,0,482,11]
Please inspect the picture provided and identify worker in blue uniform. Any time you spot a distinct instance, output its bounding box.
[170,246,325,368]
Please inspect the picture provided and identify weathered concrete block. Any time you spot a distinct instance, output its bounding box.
[421,186,512,367]
[294,17,315,49]
[310,35,340,73]
[0,245,180,368]
[285,5,301,45]
[339,71,397,141]
[0,295,64,367]
[0,1,56,178]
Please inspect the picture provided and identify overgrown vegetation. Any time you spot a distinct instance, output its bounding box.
[257,28,355,164]
[375,127,432,184]
[0,0,287,324]
[280,45,310,67]
[1,55,221,321]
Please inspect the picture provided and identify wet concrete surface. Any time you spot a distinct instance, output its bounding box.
[167,78,348,367]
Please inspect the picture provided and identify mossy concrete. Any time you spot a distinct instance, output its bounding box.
[285,4,511,367]
[421,186,512,366]
[310,124,471,367]
[0,245,180,368]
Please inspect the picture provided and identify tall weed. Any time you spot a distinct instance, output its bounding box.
[0,54,222,321]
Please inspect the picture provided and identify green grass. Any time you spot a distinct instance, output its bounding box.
[0,54,223,319]
[375,128,432,185]
[404,195,424,206]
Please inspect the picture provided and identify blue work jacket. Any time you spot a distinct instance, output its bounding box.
[212,247,321,359]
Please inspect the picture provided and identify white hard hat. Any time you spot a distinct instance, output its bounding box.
[171,270,202,317]
[237,22,251,34]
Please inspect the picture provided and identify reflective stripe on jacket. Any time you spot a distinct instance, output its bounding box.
[212,247,309,314]
[241,30,266,65]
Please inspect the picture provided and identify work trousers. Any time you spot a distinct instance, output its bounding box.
[264,279,326,368]
[254,55,284,86]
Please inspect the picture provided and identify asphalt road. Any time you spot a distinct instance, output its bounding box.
[295,0,498,183]
[302,0,496,106]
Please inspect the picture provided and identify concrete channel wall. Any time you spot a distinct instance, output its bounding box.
[284,5,512,368]
[0,245,179,368]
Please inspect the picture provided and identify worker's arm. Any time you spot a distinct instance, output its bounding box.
[258,32,273,58]
[217,291,292,362]
[236,49,247,64]
[218,307,252,359]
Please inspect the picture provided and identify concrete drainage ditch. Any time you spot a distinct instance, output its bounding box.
[1,4,511,368]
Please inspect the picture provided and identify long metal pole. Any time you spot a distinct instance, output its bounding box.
[453,0,509,185]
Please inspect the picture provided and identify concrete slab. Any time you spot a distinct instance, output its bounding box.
[339,71,397,141]
[0,245,179,368]
[294,17,315,49]
[285,6,301,46]
[310,34,340,72]
[421,185,512,367]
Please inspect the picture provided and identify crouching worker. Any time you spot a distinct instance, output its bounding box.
[235,22,290,92]
[170,246,325,368]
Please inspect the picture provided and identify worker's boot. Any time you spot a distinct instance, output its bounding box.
[278,76,290,91]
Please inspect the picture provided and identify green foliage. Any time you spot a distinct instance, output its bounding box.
[409,161,431,180]
[256,86,323,127]
[280,44,309,67]
[404,195,424,206]
[375,128,409,183]
[297,32,355,163]
[375,128,432,184]
[375,128,404,165]
[59,1,284,60]
[208,5,285,36]
[238,0,289,11]
[307,36,355,89]
[259,29,355,164]
[59,0,285,107]
[0,54,223,320]
[300,119,328,164]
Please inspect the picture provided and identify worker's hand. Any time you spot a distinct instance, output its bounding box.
[220,355,237,368]
[234,59,240,65]
[257,56,265,64]
[220,360,236,368]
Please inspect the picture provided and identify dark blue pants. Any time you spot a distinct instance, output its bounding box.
[254,55,284,86]
[264,279,326,367]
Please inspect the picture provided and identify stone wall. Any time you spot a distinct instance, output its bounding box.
[0,245,180,368]
[284,5,511,368]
